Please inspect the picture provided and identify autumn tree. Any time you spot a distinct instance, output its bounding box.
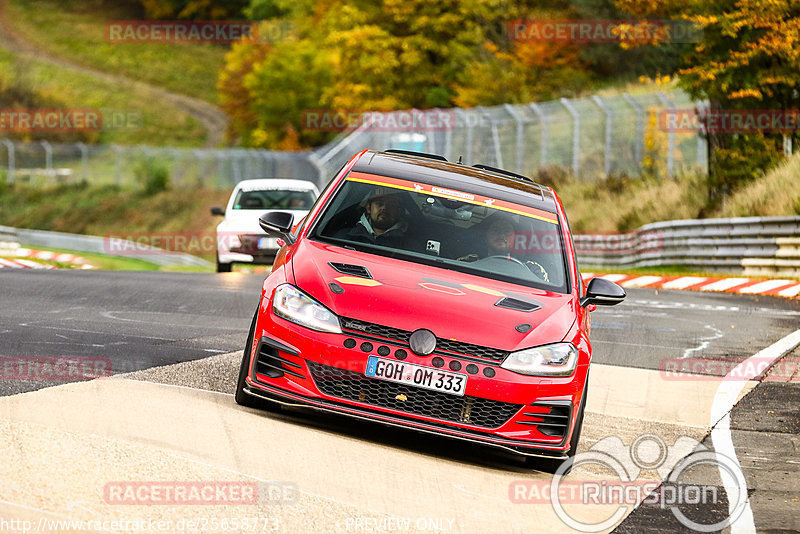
[136,0,249,19]
[617,0,800,200]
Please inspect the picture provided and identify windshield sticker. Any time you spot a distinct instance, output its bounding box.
[346,171,559,225]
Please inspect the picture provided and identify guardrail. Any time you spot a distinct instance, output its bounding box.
[575,216,800,278]
[0,225,211,268]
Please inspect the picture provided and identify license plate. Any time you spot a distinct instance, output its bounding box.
[258,237,277,249]
[365,356,467,396]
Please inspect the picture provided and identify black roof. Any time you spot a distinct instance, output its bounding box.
[351,150,558,214]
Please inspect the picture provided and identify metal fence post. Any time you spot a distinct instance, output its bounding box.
[40,140,53,176]
[591,96,612,177]
[656,92,675,177]
[528,103,548,169]
[695,100,709,172]
[1,139,15,184]
[560,98,580,177]
[479,107,503,168]
[622,93,644,172]
[464,110,474,164]
[75,142,89,182]
[503,104,525,174]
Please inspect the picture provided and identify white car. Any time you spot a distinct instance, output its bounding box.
[211,179,319,272]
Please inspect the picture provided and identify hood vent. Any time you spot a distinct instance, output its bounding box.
[494,297,541,312]
[329,262,372,279]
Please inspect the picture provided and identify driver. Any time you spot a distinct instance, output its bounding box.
[335,186,409,248]
[458,213,516,261]
[458,212,550,282]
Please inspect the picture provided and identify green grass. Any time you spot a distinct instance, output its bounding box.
[715,151,800,217]
[12,245,163,270]
[0,47,205,146]
[7,0,228,104]
[0,181,229,236]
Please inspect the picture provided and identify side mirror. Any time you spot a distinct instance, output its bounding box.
[259,211,296,245]
[580,277,626,307]
[211,206,225,216]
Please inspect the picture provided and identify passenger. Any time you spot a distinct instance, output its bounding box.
[335,187,410,249]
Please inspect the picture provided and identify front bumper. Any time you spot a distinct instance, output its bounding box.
[217,234,280,265]
[245,314,586,458]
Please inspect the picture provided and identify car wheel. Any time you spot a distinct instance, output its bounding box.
[216,258,232,273]
[235,309,281,412]
[524,371,589,475]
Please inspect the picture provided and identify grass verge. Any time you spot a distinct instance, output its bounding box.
[6,0,227,105]
[0,47,205,145]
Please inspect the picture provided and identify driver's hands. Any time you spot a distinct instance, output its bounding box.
[525,260,550,282]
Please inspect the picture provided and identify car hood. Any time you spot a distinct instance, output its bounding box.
[217,210,309,234]
[290,239,576,352]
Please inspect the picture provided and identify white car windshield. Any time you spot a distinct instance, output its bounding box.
[311,172,569,293]
[233,189,315,210]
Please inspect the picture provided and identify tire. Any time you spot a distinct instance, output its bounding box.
[234,309,280,412]
[216,258,232,273]
[524,371,589,475]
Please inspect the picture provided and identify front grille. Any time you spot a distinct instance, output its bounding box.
[307,361,522,429]
[340,317,509,363]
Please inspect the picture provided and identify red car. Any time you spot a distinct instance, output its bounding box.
[235,149,625,472]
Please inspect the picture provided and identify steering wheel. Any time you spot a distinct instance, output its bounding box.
[525,260,551,283]
[484,255,550,283]
[485,255,527,268]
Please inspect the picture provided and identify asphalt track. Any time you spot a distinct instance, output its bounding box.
[1,270,799,533]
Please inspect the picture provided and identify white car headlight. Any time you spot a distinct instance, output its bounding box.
[501,343,578,377]
[272,284,341,333]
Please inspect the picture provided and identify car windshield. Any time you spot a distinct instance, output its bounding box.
[233,189,315,210]
[310,171,569,293]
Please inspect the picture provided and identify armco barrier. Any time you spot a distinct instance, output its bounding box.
[0,225,210,268]
[575,216,800,278]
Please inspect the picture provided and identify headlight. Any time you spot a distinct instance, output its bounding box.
[501,343,578,376]
[272,284,341,333]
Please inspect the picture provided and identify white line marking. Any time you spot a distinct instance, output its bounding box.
[661,276,708,289]
[778,284,800,297]
[620,276,663,288]
[680,325,724,360]
[738,279,796,294]
[100,310,248,330]
[0,258,22,268]
[699,278,750,292]
[598,274,629,282]
[14,259,44,269]
[710,328,800,534]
